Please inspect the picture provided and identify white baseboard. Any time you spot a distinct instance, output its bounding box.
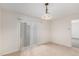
[0,41,50,56]
[0,49,19,56]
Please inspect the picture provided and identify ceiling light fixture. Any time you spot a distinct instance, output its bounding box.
[41,3,52,20]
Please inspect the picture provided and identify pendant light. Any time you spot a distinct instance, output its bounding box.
[41,3,52,20]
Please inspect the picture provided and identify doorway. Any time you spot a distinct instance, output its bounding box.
[20,22,30,50]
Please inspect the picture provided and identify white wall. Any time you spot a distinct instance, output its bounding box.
[0,8,3,54]
[37,21,51,44]
[0,8,51,55]
[20,16,51,45]
[72,21,79,38]
[51,18,72,47]
[0,9,20,55]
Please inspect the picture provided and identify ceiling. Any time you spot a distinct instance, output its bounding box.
[0,3,79,20]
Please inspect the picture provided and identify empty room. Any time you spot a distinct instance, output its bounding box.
[0,3,79,56]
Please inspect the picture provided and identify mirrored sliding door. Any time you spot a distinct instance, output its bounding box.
[20,22,30,50]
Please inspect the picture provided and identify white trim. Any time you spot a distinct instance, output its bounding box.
[0,49,19,56]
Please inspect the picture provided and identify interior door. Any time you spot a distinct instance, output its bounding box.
[20,22,30,49]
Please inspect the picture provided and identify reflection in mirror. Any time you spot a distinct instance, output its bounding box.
[72,20,79,48]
